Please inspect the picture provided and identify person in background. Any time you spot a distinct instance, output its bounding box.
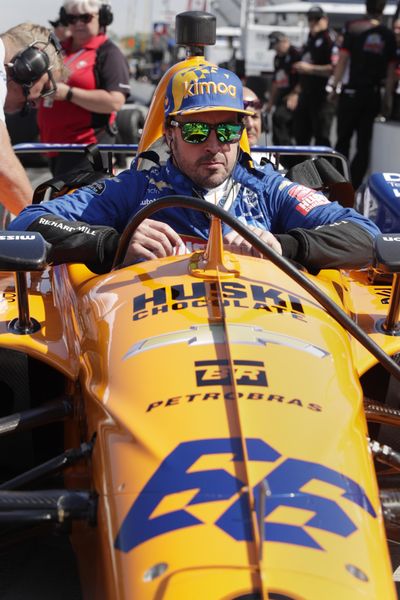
[266,31,301,148]
[330,0,396,189]
[292,5,335,147]
[390,16,400,121]
[49,17,71,43]
[10,63,380,276]
[242,86,263,146]
[38,0,130,176]
[0,23,63,217]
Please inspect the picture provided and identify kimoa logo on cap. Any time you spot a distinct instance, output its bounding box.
[183,80,237,98]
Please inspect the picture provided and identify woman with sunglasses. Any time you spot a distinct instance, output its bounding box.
[38,0,130,176]
[11,63,380,275]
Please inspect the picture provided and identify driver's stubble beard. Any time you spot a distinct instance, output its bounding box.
[165,131,241,190]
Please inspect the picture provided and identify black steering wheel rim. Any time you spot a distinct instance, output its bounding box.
[112,194,275,269]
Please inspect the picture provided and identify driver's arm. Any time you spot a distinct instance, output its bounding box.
[23,214,185,273]
[276,220,376,274]
[26,215,120,273]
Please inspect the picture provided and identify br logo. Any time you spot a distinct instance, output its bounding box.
[115,438,376,553]
[195,359,267,387]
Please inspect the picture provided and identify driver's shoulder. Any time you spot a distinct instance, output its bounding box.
[236,159,284,192]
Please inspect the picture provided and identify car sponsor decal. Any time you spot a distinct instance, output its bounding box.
[115,438,376,553]
[87,181,106,195]
[131,282,306,321]
[143,358,322,413]
[195,359,268,387]
[288,185,329,215]
[0,291,16,304]
[382,173,400,198]
[145,392,323,414]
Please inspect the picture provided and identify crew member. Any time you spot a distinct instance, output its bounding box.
[38,0,130,176]
[330,0,396,189]
[242,86,263,146]
[0,23,63,216]
[391,16,400,121]
[292,5,336,146]
[267,31,301,148]
[48,16,71,43]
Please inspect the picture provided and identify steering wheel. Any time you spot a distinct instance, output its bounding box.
[112,195,400,383]
[112,195,282,269]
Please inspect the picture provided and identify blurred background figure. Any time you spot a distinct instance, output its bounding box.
[242,86,263,146]
[38,0,130,176]
[266,31,301,150]
[48,16,71,43]
[390,15,400,121]
[330,0,396,189]
[292,5,336,147]
[0,23,64,219]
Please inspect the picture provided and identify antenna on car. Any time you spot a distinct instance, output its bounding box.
[175,11,216,57]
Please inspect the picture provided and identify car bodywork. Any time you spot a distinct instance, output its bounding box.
[1,205,400,599]
[1,21,400,600]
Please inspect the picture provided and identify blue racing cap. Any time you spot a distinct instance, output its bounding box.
[164,63,254,118]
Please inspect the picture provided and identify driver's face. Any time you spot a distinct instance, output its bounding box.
[4,73,51,113]
[166,110,241,189]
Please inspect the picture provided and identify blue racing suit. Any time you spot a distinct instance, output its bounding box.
[9,156,380,273]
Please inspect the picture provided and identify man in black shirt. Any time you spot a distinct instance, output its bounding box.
[331,0,396,189]
[267,31,301,147]
[391,17,400,121]
[292,5,335,147]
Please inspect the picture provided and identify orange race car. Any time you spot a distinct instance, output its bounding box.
[0,10,400,600]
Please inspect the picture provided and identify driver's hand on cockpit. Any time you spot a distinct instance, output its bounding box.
[223,227,282,258]
[123,218,186,265]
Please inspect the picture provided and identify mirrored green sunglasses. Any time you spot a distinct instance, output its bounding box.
[170,120,244,144]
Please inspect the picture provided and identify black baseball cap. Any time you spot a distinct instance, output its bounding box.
[269,31,288,49]
[307,5,326,20]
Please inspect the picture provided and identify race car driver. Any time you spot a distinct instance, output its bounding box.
[9,63,380,274]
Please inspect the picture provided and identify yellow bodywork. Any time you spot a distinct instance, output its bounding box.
[0,56,397,600]
[0,237,397,599]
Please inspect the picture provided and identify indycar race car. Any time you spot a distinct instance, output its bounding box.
[2,10,400,600]
[356,170,400,233]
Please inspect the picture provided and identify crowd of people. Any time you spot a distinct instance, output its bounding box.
[251,0,399,190]
[0,0,397,276]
